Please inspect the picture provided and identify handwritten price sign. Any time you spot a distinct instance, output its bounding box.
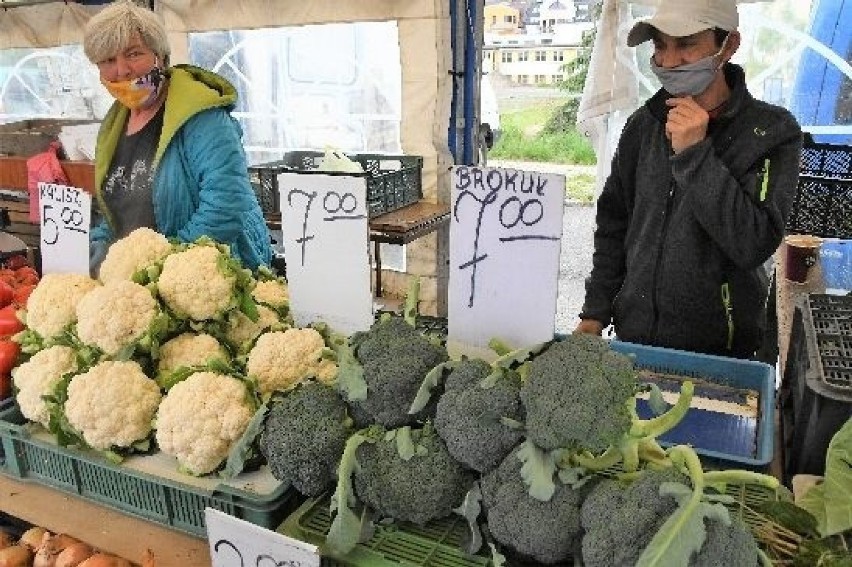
[206,508,319,567]
[38,182,91,275]
[448,166,565,349]
[279,172,373,334]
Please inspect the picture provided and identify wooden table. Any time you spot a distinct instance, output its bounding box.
[0,475,211,566]
[369,201,450,297]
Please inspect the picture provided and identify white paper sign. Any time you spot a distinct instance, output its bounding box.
[279,172,373,334]
[205,508,320,567]
[449,166,566,349]
[38,182,91,275]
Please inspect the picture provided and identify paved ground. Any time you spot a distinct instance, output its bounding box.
[490,159,597,333]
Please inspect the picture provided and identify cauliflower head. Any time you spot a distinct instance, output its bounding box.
[246,328,338,396]
[64,360,162,451]
[252,280,289,309]
[157,245,237,321]
[224,305,285,352]
[75,280,159,356]
[155,371,255,474]
[98,227,173,284]
[25,274,101,339]
[157,333,229,375]
[12,345,78,427]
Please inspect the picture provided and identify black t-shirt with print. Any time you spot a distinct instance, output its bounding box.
[102,106,165,239]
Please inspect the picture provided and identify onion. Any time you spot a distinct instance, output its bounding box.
[0,544,34,567]
[34,533,82,567]
[77,553,133,567]
[0,531,13,550]
[19,526,49,551]
[55,542,95,567]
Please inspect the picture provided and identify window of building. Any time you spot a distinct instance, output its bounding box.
[554,50,564,62]
[501,52,513,63]
[518,51,529,62]
[492,15,497,25]
[518,74,529,84]
[535,74,546,83]
[552,74,563,83]
[535,50,546,62]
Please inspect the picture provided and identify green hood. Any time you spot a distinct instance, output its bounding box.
[94,64,238,194]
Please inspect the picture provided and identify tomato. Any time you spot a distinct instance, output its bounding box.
[0,373,10,400]
[14,266,39,287]
[12,284,35,309]
[4,255,28,271]
[0,305,24,336]
[0,280,12,309]
[0,341,20,376]
[0,269,15,286]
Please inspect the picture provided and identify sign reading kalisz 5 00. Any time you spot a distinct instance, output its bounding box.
[38,182,91,275]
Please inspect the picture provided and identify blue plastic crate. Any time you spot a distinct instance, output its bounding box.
[610,341,776,471]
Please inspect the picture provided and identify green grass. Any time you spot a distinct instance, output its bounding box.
[490,102,597,165]
[566,173,596,204]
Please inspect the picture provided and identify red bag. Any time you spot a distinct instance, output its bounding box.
[26,141,69,223]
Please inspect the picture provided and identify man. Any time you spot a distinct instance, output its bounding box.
[574,0,802,358]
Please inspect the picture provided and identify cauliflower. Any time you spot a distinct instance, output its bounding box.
[246,328,338,396]
[224,305,286,352]
[63,360,161,451]
[156,244,240,321]
[24,273,100,340]
[252,279,288,310]
[98,227,173,284]
[155,371,256,474]
[157,333,229,375]
[75,280,161,357]
[12,345,78,427]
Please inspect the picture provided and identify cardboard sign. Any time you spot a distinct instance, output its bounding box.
[206,508,320,567]
[448,166,565,349]
[38,182,91,275]
[279,172,373,334]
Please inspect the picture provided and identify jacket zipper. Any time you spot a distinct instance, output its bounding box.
[649,179,676,343]
[721,282,734,350]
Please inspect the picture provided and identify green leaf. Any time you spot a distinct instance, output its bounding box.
[221,402,268,479]
[799,418,852,537]
[453,483,484,555]
[756,501,820,538]
[488,543,507,567]
[332,338,367,402]
[632,381,694,439]
[648,383,669,416]
[239,290,260,322]
[395,426,416,461]
[516,439,557,502]
[156,366,196,391]
[408,361,455,414]
[493,342,549,370]
[402,277,421,327]
[327,430,376,555]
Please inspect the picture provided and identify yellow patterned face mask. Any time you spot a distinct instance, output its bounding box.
[101,65,165,110]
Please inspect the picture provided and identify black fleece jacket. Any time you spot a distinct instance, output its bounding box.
[580,64,802,357]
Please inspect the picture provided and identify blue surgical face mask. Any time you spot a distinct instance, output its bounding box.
[650,39,727,96]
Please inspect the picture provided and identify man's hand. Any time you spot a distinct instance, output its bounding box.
[573,318,604,336]
[665,97,709,154]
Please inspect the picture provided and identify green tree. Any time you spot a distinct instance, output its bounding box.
[544,4,600,134]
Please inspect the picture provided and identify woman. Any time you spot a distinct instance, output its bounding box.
[83,0,272,273]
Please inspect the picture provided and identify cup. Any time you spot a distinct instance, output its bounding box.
[784,234,821,283]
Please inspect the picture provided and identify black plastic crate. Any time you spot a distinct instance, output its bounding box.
[780,295,852,483]
[248,151,423,218]
[786,142,852,238]
[800,142,852,180]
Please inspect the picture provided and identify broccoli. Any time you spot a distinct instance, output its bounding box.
[521,334,638,453]
[352,423,475,525]
[580,468,687,567]
[432,358,525,473]
[580,445,775,567]
[259,381,351,497]
[481,442,588,564]
[350,317,448,428]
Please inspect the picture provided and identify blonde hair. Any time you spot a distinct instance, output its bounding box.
[83,1,170,65]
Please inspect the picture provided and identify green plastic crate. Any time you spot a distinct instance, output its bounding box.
[278,496,492,567]
[0,401,298,537]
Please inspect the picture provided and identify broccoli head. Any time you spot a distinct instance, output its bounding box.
[353,423,475,525]
[434,359,524,473]
[481,444,588,565]
[348,316,449,428]
[521,334,639,453]
[260,381,351,496]
[580,468,686,567]
[692,516,761,567]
